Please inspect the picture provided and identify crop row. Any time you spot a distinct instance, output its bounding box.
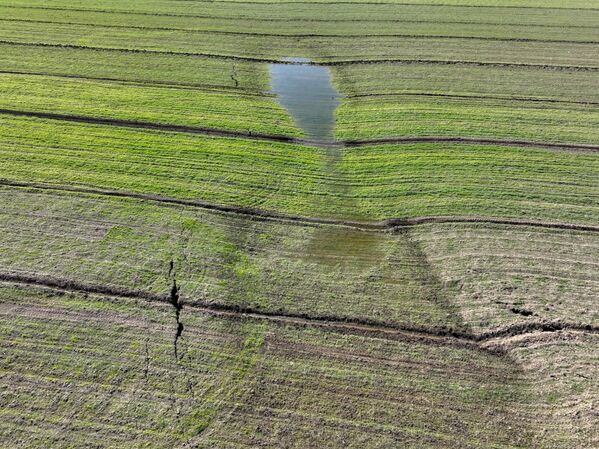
[5,0,599,24]
[333,63,599,102]
[6,43,597,103]
[0,42,268,92]
[2,42,598,150]
[2,7,599,42]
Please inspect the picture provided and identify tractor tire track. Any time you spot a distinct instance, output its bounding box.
[1,179,599,233]
[4,18,598,44]
[1,272,597,353]
[1,41,598,71]
[1,108,598,153]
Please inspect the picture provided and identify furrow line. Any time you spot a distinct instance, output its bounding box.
[345,92,599,106]
[1,41,598,71]
[2,108,599,152]
[1,69,594,105]
[0,70,267,96]
[1,273,597,353]
[175,1,599,10]
[2,6,597,27]
[343,136,599,151]
[3,18,598,44]
[2,179,599,233]
[4,2,599,12]
[0,108,300,144]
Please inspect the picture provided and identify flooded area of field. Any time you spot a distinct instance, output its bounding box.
[269,57,340,143]
[270,58,372,262]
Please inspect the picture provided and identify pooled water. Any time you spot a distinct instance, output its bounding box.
[269,57,341,143]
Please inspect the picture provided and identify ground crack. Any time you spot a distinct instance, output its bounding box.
[230,63,239,87]
[3,272,598,352]
[143,337,150,382]
[510,307,535,317]
[169,270,184,359]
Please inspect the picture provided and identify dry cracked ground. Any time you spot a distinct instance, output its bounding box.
[0,0,598,448]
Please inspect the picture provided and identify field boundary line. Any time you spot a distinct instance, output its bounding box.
[342,136,599,151]
[345,92,599,106]
[0,108,300,144]
[1,41,598,71]
[162,1,599,10]
[1,273,597,352]
[2,8,597,27]
[4,18,599,44]
[1,108,598,153]
[2,179,599,233]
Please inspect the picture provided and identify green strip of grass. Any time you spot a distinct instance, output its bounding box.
[1,6,597,41]
[339,143,599,223]
[0,42,268,92]
[332,63,599,102]
[0,115,326,214]
[6,0,599,18]
[0,73,301,137]
[336,95,599,144]
[1,115,598,224]
[1,20,597,65]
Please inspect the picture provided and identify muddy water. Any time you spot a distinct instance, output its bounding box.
[269,57,340,143]
[270,57,350,212]
[270,58,371,266]
[266,58,462,331]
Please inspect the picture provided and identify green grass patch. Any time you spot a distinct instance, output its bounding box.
[0,73,301,136]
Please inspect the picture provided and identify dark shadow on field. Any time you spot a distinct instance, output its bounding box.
[395,227,469,332]
[197,205,467,331]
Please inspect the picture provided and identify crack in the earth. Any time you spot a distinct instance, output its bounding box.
[230,63,239,87]
[170,278,184,359]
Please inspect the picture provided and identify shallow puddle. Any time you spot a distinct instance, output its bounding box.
[270,58,375,263]
[269,57,340,143]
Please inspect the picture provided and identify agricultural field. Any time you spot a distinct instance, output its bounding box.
[0,0,597,448]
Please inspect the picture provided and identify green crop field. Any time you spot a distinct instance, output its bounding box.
[0,0,597,448]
